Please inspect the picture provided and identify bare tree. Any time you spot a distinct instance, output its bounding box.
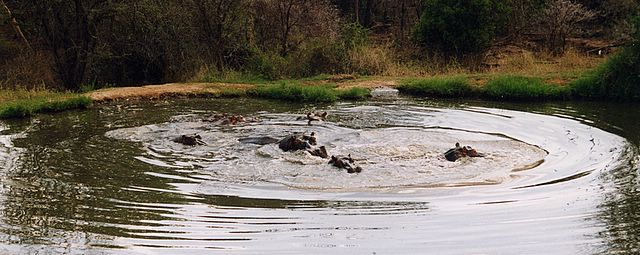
[541,0,595,55]
[253,0,340,57]
[0,0,30,50]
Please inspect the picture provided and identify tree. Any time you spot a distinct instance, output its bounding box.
[20,0,118,90]
[191,0,246,71]
[541,0,595,55]
[253,0,340,57]
[0,0,30,50]
[412,0,509,58]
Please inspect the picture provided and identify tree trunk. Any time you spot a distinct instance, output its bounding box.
[354,0,360,24]
[0,0,31,50]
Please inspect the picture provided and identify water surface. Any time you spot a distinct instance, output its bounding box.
[0,97,638,254]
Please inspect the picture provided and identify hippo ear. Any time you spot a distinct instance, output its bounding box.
[310,132,315,136]
[455,142,460,147]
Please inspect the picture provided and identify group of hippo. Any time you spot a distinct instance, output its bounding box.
[172,112,485,173]
[237,131,362,173]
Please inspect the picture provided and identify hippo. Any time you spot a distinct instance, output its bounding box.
[308,146,329,158]
[297,111,328,125]
[173,134,206,146]
[205,113,247,125]
[444,142,484,162]
[278,132,317,151]
[328,154,362,174]
[238,136,280,145]
[277,132,329,159]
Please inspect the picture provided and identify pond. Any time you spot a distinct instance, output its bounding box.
[0,95,638,254]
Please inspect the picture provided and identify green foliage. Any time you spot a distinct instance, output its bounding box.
[398,76,473,97]
[248,82,339,103]
[570,13,640,101]
[247,81,370,102]
[412,0,509,57]
[0,95,92,119]
[337,87,371,100]
[484,75,570,100]
[339,23,370,50]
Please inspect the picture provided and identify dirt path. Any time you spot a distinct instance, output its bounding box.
[88,83,253,102]
[87,79,400,103]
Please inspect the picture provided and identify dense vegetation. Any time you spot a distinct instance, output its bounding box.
[0,0,637,91]
[572,14,640,101]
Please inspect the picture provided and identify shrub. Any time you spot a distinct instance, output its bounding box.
[412,0,509,58]
[570,13,640,101]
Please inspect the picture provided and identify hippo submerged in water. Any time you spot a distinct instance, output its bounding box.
[173,134,206,146]
[444,142,484,162]
[236,131,363,172]
[329,154,362,174]
[278,132,329,158]
[296,111,328,125]
[205,113,249,125]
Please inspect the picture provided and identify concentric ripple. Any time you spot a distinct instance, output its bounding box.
[0,99,635,255]
[105,103,622,194]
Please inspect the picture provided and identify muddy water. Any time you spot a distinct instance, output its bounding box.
[0,97,638,254]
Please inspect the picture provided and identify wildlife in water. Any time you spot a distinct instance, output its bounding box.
[278,132,317,151]
[297,111,328,125]
[329,154,363,174]
[173,134,206,146]
[444,142,485,162]
[205,113,248,125]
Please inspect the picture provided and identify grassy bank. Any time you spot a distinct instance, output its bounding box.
[0,90,92,119]
[398,74,576,101]
[247,81,370,102]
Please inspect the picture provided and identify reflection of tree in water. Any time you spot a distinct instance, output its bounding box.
[0,110,192,248]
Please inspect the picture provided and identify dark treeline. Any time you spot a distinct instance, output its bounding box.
[0,0,637,91]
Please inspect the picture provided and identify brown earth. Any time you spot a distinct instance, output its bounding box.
[88,83,253,102]
[87,79,400,103]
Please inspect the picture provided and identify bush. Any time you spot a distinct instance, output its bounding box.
[570,13,640,101]
[484,75,570,100]
[398,76,473,97]
[412,0,509,58]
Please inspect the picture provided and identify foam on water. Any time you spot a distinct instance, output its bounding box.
[106,108,548,191]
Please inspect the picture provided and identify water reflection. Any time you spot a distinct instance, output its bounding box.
[457,99,640,254]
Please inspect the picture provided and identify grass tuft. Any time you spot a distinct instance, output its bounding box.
[248,82,339,103]
[483,75,570,100]
[0,92,92,119]
[337,87,370,100]
[247,81,370,102]
[397,76,473,97]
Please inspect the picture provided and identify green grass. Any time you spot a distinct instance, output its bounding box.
[397,76,474,97]
[337,87,370,100]
[247,81,370,103]
[0,90,92,119]
[248,82,338,102]
[398,75,575,101]
[570,50,640,101]
[483,75,570,100]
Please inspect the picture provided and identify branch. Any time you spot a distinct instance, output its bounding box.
[1,0,32,50]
